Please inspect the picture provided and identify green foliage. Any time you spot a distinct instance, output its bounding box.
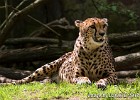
[0,79,140,100]
[93,0,139,32]
[97,0,138,22]
[55,0,139,32]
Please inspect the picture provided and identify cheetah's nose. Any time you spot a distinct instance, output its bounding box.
[99,32,105,36]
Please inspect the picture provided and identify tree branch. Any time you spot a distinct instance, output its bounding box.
[0,0,28,30]
[91,0,103,17]
[0,0,48,46]
[27,15,61,37]
[4,0,8,25]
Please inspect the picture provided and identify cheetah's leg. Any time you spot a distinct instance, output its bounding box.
[72,77,91,84]
[95,73,118,89]
[70,67,92,84]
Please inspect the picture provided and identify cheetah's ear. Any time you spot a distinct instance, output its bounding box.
[103,18,108,23]
[75,20,83,27]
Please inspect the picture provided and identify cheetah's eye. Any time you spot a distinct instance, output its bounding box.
[90,25,96,29]
[103,24,107,28]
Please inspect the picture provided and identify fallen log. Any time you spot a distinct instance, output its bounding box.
[0,45,140,71]
[4,31,140,46]
[3,31,140,57]
[0,66,139,82]
[118,78,138,84]
[1,30,140,71]
[111,42,140,52]
[116,70,140,78]
[0,46,72,64]
[0,66,32,79]
[3,37,140,60]
[115,52,140,71]
[4,38,75,47]
[4,38,62,45]
[3,37,140,58]
[109,31,140,44]
[116,65,140,71]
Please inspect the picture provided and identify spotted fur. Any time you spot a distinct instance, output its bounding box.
[0,18,118,89]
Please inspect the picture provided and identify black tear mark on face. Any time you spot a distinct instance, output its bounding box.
[90,24,98,42]
[90,25,96,29]
[103,24,106,28]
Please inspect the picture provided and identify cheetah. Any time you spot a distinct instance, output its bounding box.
[0,18,118,89]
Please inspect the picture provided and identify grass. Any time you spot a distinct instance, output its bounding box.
[0,79,140,100]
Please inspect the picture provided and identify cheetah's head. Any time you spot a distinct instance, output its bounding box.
[75,18,108,50]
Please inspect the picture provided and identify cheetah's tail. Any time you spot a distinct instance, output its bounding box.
[0,52,72,85]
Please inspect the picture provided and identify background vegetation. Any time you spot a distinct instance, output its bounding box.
[0,0,140,99]
[0,80,140,100]
[0,0,140,39]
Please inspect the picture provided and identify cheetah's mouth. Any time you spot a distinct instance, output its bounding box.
[93,36,105,43]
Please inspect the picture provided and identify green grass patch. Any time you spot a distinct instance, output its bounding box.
[0,79,140,100]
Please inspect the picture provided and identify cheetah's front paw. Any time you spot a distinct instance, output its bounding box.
[76,77,91,85]
[95,79,107,90]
